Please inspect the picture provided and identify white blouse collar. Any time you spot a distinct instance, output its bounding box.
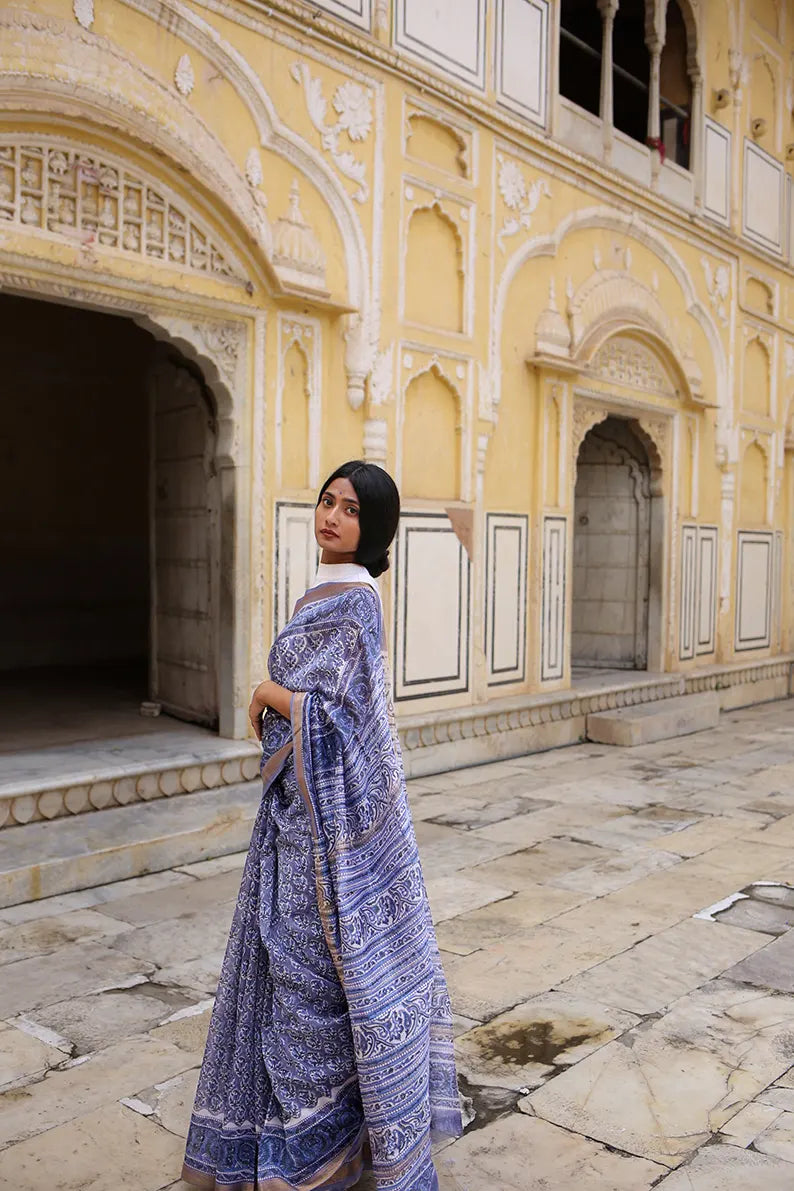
[312,561,379,594]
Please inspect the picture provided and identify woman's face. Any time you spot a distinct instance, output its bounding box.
[315,476,361,563]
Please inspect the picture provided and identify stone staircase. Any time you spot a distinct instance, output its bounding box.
[0,727,262,908]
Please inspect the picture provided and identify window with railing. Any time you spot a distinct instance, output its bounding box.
[559,0,695,171]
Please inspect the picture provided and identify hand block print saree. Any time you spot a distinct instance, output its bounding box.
[182,581,462,1191]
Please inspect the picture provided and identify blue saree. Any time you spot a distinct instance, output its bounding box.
[182,579,462,1191]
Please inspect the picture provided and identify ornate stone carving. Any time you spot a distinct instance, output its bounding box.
[272,180,326,291]
[572,401,608,460]
[245,147,263,188]
[174,53,195,97]
[73,0,94,29]
[194,319,244,389]
[535,279,572,359]
[701,257,730,325]
[290,62,372,203]
[636,415,670,473]
[592,336,675,397]
[496,154,550,251]
[568,271,673,352]
[0,138,246,282]
[785,343,794,379]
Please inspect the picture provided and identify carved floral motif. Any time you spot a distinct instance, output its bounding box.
[291,63,372,203]
[572,402,608,460]
[332,81,373,142]
[174,54,195,97]
[195,320,244,387]
[496,154,550,251]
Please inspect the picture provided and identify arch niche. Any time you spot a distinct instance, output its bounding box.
[572,415,663,671]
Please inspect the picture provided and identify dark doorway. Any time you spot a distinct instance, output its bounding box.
[0,293,219,746]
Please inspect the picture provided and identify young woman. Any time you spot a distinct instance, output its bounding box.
[181,460,462,1191]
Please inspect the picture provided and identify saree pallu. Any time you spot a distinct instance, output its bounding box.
[182,583,462,1191]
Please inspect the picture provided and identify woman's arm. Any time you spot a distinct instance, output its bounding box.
[248,679,294,739]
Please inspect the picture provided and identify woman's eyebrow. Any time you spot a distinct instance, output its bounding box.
[326,488,359,506]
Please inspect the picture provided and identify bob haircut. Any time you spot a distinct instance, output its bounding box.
[317,461,400,578]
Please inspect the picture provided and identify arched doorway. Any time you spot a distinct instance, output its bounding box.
[0,292,220,746]
[572,416,653,670]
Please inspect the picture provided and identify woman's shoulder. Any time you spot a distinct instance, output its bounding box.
[334,583,381,627]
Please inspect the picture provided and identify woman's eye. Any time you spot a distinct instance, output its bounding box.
[347,506,358,516]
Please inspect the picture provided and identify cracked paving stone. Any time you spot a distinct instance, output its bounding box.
[523,979,794,1168]
[0,1101,184,1190]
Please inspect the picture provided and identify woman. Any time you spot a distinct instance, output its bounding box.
[181,460,462,1191]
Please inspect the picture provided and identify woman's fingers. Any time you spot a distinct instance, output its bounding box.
[248,693,265,740]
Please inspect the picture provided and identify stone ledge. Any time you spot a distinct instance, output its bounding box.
[398,657,794,777]
[0,781,261,909]
[0,734,260,831]
[585,692,721,747]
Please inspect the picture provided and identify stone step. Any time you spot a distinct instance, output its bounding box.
[0,781,262,908]
[0,728,261,830]
[585,691,721,747]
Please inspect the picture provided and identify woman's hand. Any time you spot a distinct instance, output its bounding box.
[248,680,294,739]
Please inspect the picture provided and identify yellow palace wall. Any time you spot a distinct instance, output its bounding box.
[1,0,793,766]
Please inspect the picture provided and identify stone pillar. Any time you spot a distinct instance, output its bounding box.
[472,433,490,702]
[690,68,704,204]
[598,0,618,160]
[728,50,745,232]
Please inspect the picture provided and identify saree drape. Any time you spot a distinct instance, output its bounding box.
[182,582,461,1191]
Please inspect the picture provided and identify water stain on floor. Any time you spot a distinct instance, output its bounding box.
[464,1017,604,1069]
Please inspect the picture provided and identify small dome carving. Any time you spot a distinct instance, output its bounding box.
[273,181,326,291]
[535,280,572,358]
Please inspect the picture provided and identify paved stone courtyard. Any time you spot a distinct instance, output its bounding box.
[3,700,794,1188]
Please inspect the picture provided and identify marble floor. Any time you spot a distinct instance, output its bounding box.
[2,698,794,1188]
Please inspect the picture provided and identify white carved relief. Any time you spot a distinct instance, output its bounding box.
[245,148,263,188]
[572,401,608,462]
[0,138,246,282]
[701,257,730,326]
[174,53,195,97]
[785,343,794,379]
[566,269,703,399]
[73,0,94,28]
[272,180,327,291]
[496,155,550,252]
[193,320,244,390]
[591,336,676,398]
[290,62,372,203]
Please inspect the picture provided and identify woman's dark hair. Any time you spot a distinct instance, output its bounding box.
[317,460,400,578]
